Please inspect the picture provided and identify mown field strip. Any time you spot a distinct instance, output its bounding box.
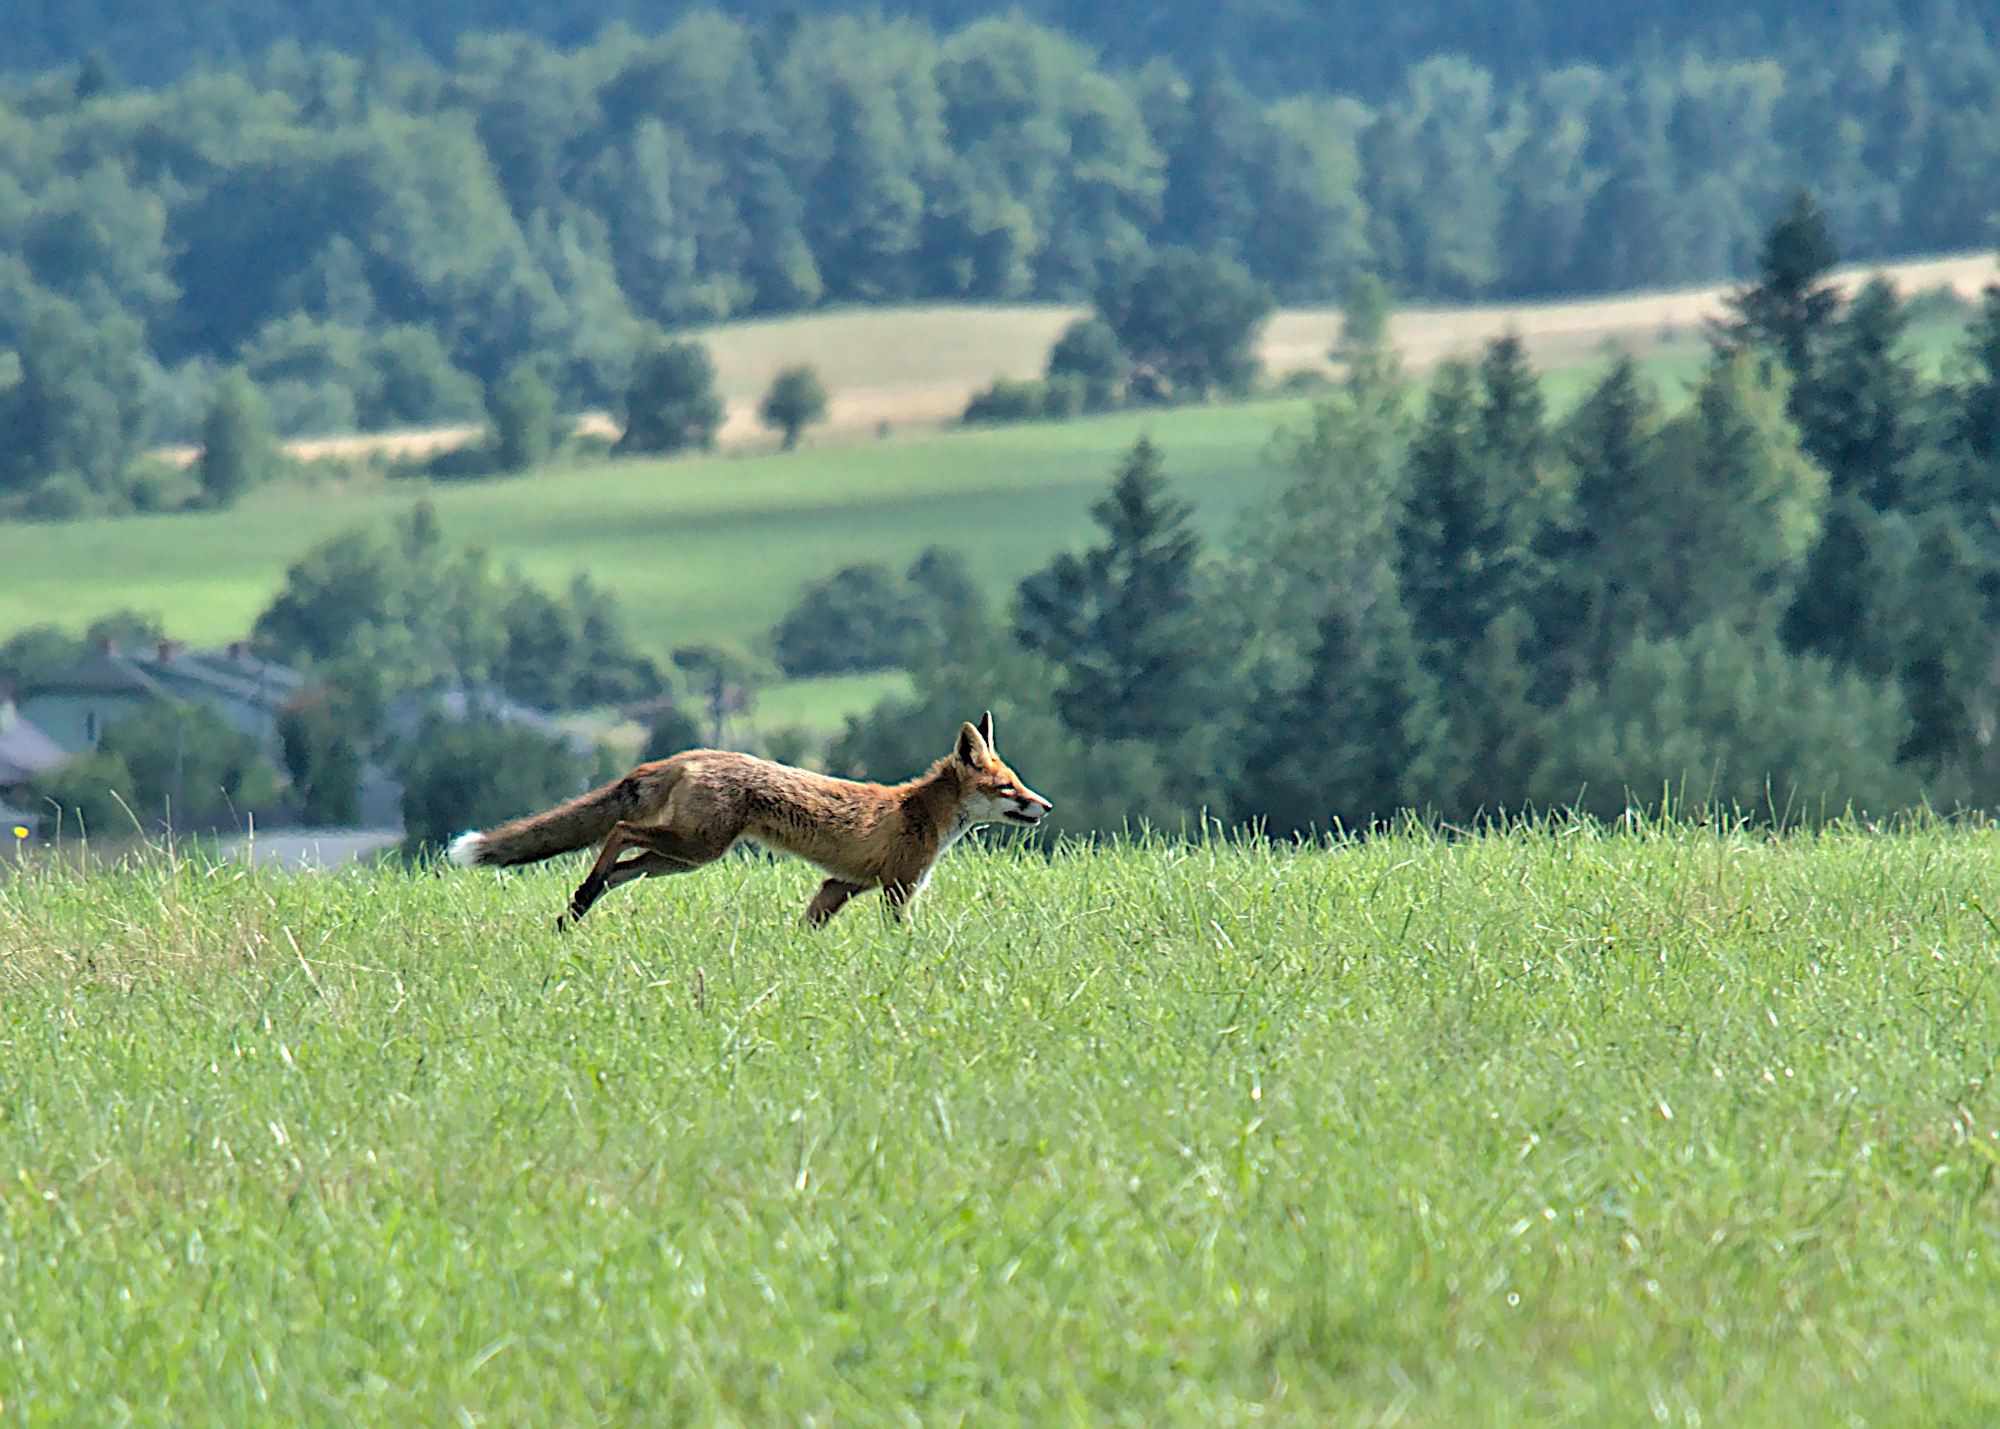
[3,823,1998,1423]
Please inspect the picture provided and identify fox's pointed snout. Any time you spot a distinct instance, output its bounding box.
[1005,788,1053,825]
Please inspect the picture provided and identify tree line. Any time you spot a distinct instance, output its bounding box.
[2,0,1989,104]
[835,205,2000,834]
[5,9,2000,513]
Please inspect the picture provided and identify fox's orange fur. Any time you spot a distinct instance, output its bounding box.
[448,712,1051,928]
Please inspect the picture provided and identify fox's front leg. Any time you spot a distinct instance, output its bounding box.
[881,879,918,924]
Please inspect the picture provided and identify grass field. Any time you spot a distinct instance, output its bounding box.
[0,397,1314,664]
[4,821,1999,1423]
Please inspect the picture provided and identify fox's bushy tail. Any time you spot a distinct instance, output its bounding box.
[448,773,652,868]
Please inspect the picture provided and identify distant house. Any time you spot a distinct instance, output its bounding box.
[1,699,68,785]
[12,646,599,833]
[14,642,306,762]
[1,699,68,832]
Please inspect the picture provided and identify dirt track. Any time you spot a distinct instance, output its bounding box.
[165,251,2000,466]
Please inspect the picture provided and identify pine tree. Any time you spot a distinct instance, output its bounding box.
[1014,436,1205,744]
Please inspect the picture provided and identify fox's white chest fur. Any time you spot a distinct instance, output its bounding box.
[909,806,985,895]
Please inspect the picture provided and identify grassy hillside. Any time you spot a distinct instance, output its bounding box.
[0,399,1313,656]
[4,823,1999,1422]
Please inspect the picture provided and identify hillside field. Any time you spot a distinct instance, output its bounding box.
[0,398,1313,661]
[3,822,1999,1422]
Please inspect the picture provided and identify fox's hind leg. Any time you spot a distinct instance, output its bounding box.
[804,878,866,927]
[603,851,689,891]
[561,822,731,929]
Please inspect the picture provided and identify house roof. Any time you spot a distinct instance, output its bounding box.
[0,703,69,785]
[24,650,173,699]
[142,645,307,713]
[15,644,307,714]
[388,685,594,754]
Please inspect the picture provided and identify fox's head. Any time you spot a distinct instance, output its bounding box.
[953,711,1053,828]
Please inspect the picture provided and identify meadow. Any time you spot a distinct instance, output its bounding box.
[3,821,1999,1424]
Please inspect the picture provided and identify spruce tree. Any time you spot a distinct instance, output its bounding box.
[1477,332,1546,484]
[1807,276,1917,509]
[1395,343,1543,670]
[1014,436,1205,744]
[1715,189,1842,425]
[1236,599,1434,836]
[1539,353,1664,686]
[1779,502,1875,668]
[1396,359,1489,662]
[1945,285,2000,512]
[1861,513,1991,779]
[1643,351,1828,635]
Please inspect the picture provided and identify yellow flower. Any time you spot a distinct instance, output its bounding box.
[11,826,27,839]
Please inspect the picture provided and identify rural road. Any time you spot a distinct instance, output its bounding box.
[223,828,402,872]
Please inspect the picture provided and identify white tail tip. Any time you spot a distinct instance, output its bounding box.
[447,831,486,868]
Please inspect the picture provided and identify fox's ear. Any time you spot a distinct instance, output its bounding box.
[955,721,990,765]
[978,710,995,751]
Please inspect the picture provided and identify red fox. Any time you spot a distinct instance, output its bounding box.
[448,711,1051,928]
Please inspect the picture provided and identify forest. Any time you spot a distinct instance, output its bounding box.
[2,0,1994,98]
[5,6,2000,513]
[832,209,2000,832]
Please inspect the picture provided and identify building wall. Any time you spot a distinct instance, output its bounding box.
[15,695,149,754]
